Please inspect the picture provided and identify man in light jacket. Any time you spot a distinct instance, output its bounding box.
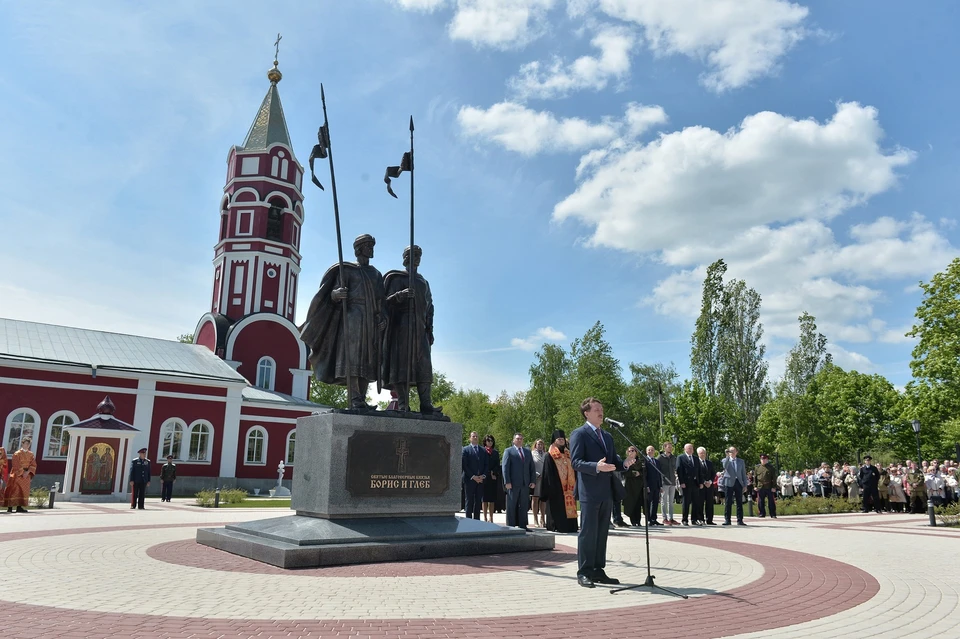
[721,447,748,526]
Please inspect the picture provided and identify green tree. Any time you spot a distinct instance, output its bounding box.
[718,278,769,426]
[491,391,530,447]
[527,343,570,436]
[691,259,727,396]
[407,371,457,412]
[308,380,349,409]
[905,257,960,429]
[555,322,626,433]
[176,333,195,344]
[784,312,830,395]
[666,380,742,461]
[624,362,679,448]
[443,389,497,444]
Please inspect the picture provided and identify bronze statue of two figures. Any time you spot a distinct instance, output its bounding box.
[300,235,440,418]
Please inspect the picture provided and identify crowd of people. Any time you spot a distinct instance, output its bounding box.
[462,429,960,531]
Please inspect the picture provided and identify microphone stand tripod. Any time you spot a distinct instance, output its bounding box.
[607,423,688,599]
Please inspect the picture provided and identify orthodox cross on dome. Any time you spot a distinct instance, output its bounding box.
[267,33,283,84]
[274,33,282,64]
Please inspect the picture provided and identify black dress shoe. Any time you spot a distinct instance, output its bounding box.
[593,570,620,585]
[15,507,28,513]
[737,521,747,526]
[522,527,532,532]
[578,574,595,588]
[722,521,731,526]
[682,521,689,526]
[706,521,717,526]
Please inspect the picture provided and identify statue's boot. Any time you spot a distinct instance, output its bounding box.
[417,383,434,415]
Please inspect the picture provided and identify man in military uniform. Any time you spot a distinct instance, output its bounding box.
[857,455,882,513]
[300,234,386,410]
[906,461,927,514]
[754,453,777,518]
[381,245,435,414]
[129,447,151,510]
[159,454,177,502]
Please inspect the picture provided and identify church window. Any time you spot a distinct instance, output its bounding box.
[281,159,289,180]
[256,356,276,390]
[292,223,299,249]
[244,427,267,465]
[159,419,185,460]
[187,421,213,462]
[271,156,279,177]
[267,204,283,241]
[45,411,77,458]
[4,409,38,453]
[286,430,296,465]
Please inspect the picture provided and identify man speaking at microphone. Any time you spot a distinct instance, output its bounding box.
[569,398,636,588]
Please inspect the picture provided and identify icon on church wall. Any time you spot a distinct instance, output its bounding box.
[80,443,116,493]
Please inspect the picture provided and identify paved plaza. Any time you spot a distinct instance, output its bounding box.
[0,501,957,638]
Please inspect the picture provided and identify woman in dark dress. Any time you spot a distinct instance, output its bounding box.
[481,434,501,523]
[622,446,646,526]
[540,429,578,533]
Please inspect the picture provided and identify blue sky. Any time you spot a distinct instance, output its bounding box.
[2,1,957,396]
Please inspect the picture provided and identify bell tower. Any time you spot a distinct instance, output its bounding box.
[210,51,304,323]
[194,39,312,399]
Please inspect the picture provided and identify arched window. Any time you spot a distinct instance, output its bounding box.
[244,426,267,465]
[188,421,213,462]
[266,202,283,242]
[256,356,276,390]
[4,409,39,453]
[159,419,186,460]
[286,430,296,465]
[45,411,78,458]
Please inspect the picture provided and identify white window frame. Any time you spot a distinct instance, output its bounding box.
[256,356,276,391]
[158,418,186,460]
[235,210,254,236]
[186,420,214,463]
[44,410,79,459]
[285,430,296,465]
[244,426,268,465]
[4,408,39,454]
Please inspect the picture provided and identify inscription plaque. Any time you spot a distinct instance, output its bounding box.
[345,431,450,497]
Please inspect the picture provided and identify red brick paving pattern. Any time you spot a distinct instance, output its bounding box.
[147,539,580,577]
[0,534,879,638]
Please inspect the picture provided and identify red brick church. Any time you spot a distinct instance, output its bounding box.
[0,58,327,498]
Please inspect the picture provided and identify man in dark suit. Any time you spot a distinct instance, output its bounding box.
[696,447,717,525]
[721,446,748,525]
[677,443,703,525]
[129,447,151,510]
[644,445,663,525]
[857,455,882,513]
[570,397,636,588]
[461,431,488,520]
[501,433,535,530]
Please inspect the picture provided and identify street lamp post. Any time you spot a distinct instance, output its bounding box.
[912,419,936,527]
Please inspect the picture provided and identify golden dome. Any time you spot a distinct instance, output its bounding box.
[268,60,282,84]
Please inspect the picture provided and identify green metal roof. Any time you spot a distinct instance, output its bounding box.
[241,83,292,151]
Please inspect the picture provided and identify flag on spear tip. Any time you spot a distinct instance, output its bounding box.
[308,124,330,190]
[384,151,412,198]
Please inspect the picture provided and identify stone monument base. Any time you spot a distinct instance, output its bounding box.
[197,515,553,568]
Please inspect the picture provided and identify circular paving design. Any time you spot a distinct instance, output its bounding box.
[0,523,880,638]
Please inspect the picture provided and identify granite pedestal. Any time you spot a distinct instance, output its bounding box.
[197,412,554,567]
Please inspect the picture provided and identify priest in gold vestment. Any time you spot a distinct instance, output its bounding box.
[4,437,37,513]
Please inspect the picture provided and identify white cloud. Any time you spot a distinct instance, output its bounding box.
[553,102,915,253]
[395,0,448,10]
[829,344,875,372]
[879,325,916,344]
[458,101,620,154]
[597,0,810,91]
[509,24,637,99]
[511,326,568,350]
[624,103,668,137]
[448,0,559,49]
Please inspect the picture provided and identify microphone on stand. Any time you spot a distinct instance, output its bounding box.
[604,417,625,428]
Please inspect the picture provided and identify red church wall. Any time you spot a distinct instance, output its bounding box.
[150,395,225,477]
[235,419,297,479]
[0,380,137,475]
[155,382,227,397]
[229,321,301,395]
[196,320,217,352]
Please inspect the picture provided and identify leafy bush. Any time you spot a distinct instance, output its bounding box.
[30,487,50,508]
[221,488,247,504]
[935,502,960,527]
[195,489,216,507]
[775,496,861,516]
[194,487,247,507]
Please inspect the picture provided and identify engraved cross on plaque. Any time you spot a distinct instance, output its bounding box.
[395,438,409,473]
